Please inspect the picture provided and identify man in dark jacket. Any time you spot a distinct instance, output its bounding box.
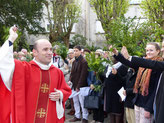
[68,45,89,123]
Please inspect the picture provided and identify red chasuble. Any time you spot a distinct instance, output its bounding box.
[11,60,72,123]
[0,75,11,123]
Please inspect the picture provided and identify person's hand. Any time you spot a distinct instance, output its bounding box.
[112,68,117,75]
[108,45,113,50]
[8,25,18,43]
[76,88,80,92]
[67,81,72,86]
[90,84,95,90]
[49,88,61,101]
[67,81,72,88]
[144,110,151,118]
[123,90,126,96]
[121,46,130,59]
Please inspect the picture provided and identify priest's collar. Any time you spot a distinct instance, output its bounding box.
[33,58,53,70]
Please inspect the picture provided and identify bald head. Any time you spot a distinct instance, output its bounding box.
[33,39,53,65]
[33,39,51,50]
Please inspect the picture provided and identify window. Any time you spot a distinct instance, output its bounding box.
[96,21,105,34]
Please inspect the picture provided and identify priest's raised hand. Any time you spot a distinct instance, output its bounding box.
[8,25,18,43]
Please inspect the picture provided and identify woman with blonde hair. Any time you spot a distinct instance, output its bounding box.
[113,42,163,123]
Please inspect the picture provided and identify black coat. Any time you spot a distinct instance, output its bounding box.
[119,67,137,109]
[126,56,164,123]
[114,53,161,114]
[104,64,127,114]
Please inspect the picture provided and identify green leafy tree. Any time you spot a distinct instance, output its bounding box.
[0,0,45,33]
[69,34,87,47]
[0,0,45,47]
[140,0,164,41]
[85,43,101,52]
[55,43,68,60]
[89,0,129,37]
[106,16,154,56]
[89,0,158,56]
[44,0,81,47]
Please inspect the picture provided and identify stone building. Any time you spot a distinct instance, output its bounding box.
[27,0,146,47]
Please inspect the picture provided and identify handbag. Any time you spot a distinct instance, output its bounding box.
[84,90,100,109]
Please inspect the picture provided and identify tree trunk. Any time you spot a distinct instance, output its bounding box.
[49,32,59,44]
[63,35,70,48]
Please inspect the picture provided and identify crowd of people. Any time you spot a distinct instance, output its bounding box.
[0,26,164,123]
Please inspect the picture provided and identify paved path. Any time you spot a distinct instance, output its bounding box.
[65,109,110,123]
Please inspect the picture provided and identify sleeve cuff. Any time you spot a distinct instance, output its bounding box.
[9,40,13,46]
[128,56,132,61]
[56,90,64,119]
[58,90,63,101]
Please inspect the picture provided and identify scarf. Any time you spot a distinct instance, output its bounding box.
[133,56,163,96]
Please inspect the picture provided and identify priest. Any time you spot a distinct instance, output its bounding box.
[0,26,72,123]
